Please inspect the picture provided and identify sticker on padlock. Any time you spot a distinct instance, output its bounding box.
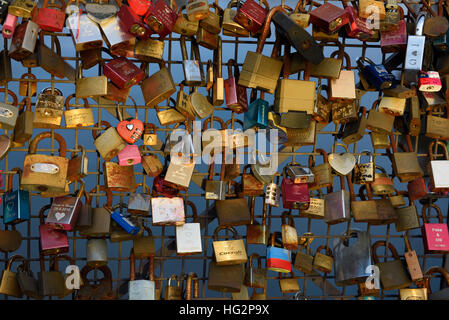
[418,71,442,92]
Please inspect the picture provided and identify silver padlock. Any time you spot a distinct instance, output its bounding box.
[86,238,108,267]
[404,12,426,72]
[265,182,280,207]
[180,36,204,86]
[286,163,314,184]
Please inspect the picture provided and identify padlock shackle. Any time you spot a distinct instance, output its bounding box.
[87,185,112,207]
[91,121,113,140]
[269,231,282,247]
[213,225,239,241]
[6,167,21,193]
[7,254,26,271]
[39,204,52,224]
[415,11,427,36]
[372,240,401,264]
[39,31,62,56]
[185,200,198,222]
[0,88,18,106]
[80,264,113,285]
[281,211,295,228]
[330,50,351,70]
[356,150,373,164]
[202,116,226,131]
[404,231,413,252]
[256,6,287,53]
[421,203,444,224]
[185,272,199,300]
[64,94,89,111]
[308,148,328,168]
[316,245,333,257]
[52,254,75,271]
[424,266,449,293]
[29,131,67,157]
[248,253,262,269]
[428,141,449,161]
[18,97,32,112]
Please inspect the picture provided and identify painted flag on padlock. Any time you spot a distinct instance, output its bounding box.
[418,71,442,92]
[267,246,291,273]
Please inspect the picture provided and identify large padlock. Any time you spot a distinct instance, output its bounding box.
[140,61,176,107]
[175,201,202,255]
[313,245,334,274]
[38,205,69,255]
[8,20,38,61]
[35,0,66,32]
[404,12,426,72]
[212,226,247,265]
[103,161,136,192]
[21,132,68,193]
[64,94,94,128]
[421,203,449,254]
[0,254,24,298]
[281,166,310,210]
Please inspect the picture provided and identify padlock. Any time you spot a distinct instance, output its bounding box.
[300,190,325,219]
[37,32,76,81]
[63,94,94,128]
[400,288,427,300]
[372,240,412,290]
[366,99,395,134]
[389,188,406,208]
[380,0,400,31]
[371,165,395,195]
[293,235,314,274]
[103,57,145,90]
[140,61,176,108]
[76,264,115,300]
[234,0,268,34]
[244,89,269,130]
[33,87,64,129]
[333,230,372,286]
[224,58,248,113]
[359,0,385,19]
[311,83,331,124]
[309,2,348,33]
[211,36,224,106]
[240,164,265,197]
[423,267,449,300]
[163,275,182,300]
[175,201,202,255]
[132,225,155,259]
[281,166,310,210]
[18,73,37,97]
[106,203,140,235]
[200,2,222,34]
[267,232,291,273]
[329,54,356,102]
[425,106,449,140]
[133,38,163,63]
[152,175,181,198]
[38,205,69,255]
[16,259,41,300]
[421,203,449,254]
[216,191,251,227]
[381,19,407,53]
[212,226,247,266]
[418,71,442,92]
[35,0,66,32]
[118,3,151,38]
[196,26,219,50]
[328,143,356,176]
[289,0,311,28]
[3,168,30,225]
[173,4,199,36]
[8,0,36,18]
[357,57,395,90]
[353,150,374,185]
[129,250,156,300]
[92,121,126,161]
[151,197,185,226]
[98,12,135,54]
[390,133,424,183]
[348,176,378,223]
[247,197,269,244]
[75,187,92,231]
[180,36,204,86]
[116,100,144,144]
[281,211,298,250]
[205,150,226,200]
[143,0,177,38]
[128,184,151,215]
[308,149,333,191]
[117,145,141,166]
[222,0,249,36]
[0,88,18,130]
[324,175,351,225]
[46,180,85,231]
[0,49,12,85]
[428,141,449,192]
[67,146,88,183]
[66,1,104,52]
[244,253,266,289]
[403,232,424,282]
[238,12,283,94]
[21,132,68,194]
[76,67,108,99]
[8,20,38,61]
[342,2,373,41]
[79,186,112,238]
[0,255,24,298]
[140,146,164,177]
[103,161,136,192]
[279,271,300,294]
[404,12,426,72]
[86,238,108,267]
[341,106,368,145]
[313,246,334,274]
[79,48,102,70]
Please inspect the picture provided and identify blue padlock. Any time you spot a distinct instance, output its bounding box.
[357,57,395,90]
[244,91,269,131]
[107,204,140,235]
[3,169,30,224]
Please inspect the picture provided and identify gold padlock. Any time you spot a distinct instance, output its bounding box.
[64,94,94,128]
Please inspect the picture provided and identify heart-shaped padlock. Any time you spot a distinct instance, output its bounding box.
[116,98,144,144]
[328,143,356,176]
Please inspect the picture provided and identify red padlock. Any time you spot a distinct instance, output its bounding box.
[224,59,248,114]
[128,0,151,16]
[152,175,181,198]
[380,19,407,53]
[35,0,66,32]
[233,0,269,34]
[407,177,427,201]
[2,13,18,39]
[421,203,449,254]
[281,167,310,210]
[418,71,442,92]
[116,99,144,144]
[103,56,145,89]
[39,205,69,255]
[143,0,178,38]
[343,4,372,41]
[309,2,349,34]
[118,4,152,39]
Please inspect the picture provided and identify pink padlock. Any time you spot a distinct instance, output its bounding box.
[2,13,18,39]
[418,71,442,92]
[117,144,141,166]
[224,59,248,114]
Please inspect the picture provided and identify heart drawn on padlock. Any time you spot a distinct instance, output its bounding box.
[117,119,144,144]
[328,152,356,176]
[55,212,66,221]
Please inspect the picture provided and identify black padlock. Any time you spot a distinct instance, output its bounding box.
[0,0,10,24]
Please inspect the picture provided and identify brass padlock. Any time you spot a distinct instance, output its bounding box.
[34,87,64,129]
[103,161,136,192]
[0,88,19,130]
[164,275,182,300]
[313,245,334,274]
[247,197,269,245]
[64,94,94,128]
[0,255,24,298]
[281,211,298,250]
[13,98,33,144]
[140,62,176,107]
[279,271,300,294]
[222,0,250,37]
[366,99,395,134]
[134,38,165,62]
[390,133,424,183]
[92,121,126,161]
[308,148,333,191]
[67,145,88,183]
[76,67,108,99]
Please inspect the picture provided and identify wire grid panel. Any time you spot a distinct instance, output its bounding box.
[0,0,448,300]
